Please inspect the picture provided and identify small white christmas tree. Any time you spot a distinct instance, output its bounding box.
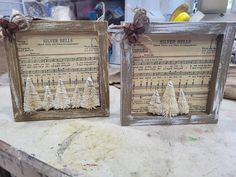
[23,77,42,112]
[148,90,162,115]
[71,85,81,108]
[54,79,71,109]
[81,77,99,109]
[178,89,189,115]
[161,81,179,117]
[42,86,54,111]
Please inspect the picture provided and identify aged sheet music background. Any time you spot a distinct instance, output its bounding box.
[131,34,217,116]
[16,34,100,105]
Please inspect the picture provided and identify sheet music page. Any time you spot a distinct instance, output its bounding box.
[16,34,100,105]
[131,34,217,116]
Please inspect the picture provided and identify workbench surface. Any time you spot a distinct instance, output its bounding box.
[0,85,236,177]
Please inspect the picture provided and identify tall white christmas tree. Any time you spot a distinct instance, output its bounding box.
[178,89,190,115]
[42,86,54,111]
[148,90,162,115]
[71,85,81,108]
[54,79,71,109]
[161,81,179,117]
[23,77,42,112]
[81,77,100,109]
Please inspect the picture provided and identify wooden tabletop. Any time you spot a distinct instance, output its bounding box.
[0,85,236,177]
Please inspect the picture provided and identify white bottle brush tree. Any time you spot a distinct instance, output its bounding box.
[161,81,179,117]
[54,79,71,109]
[148,90,162,115]
[81,77,100,109]
[71,85,81,108]
[23,77,42,112]
[42,86,54,111]
[178,88,190,115]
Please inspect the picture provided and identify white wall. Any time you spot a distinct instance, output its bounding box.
[125,0,165,22]
[125,0,194,22]
[0,0,23,16]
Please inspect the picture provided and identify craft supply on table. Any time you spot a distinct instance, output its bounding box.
[169,3,190,22]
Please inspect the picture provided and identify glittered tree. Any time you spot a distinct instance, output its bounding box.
[148,90,162,115]
[71,85,81,108]
[42,86,54,111]
[23,77,42,112]
[161,81,179,117]
[81,77,99,109]
[54,79,70,109]
[178,88,189,115]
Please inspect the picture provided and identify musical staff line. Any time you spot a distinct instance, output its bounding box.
[36,87,100,94]
[132,91,209,97]
[133,55,215,59]
[21,67,98,75]
[133,84,209,90]
[133,59,214,65]
[133,71,212,77]
[18,52,99,57]
[19,57,98,64]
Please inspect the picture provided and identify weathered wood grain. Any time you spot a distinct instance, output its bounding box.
[0,37,8,75]
[224,64,236,100]
[0,140,71,177]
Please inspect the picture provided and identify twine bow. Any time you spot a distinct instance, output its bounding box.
[0,13,30,39]
[123,8,150,44]
[0,18,18,38]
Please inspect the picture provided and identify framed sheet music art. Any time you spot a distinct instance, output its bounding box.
[121,22,235,126]
[1,16,109,121]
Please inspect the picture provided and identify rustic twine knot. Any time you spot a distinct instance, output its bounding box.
[0,18,18,38]
[0,13,30,39]
[123,8,150,44]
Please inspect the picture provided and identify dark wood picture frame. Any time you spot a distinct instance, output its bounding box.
[4,20,109,121]
[121,22,236,126]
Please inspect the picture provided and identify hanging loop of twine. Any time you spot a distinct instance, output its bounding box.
[109,8,153,61]
[96,1,106,22]
[10,13,31,31]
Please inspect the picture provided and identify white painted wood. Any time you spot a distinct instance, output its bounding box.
[0,85,236,177]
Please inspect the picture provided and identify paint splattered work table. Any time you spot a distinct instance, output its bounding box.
[0,85,236,177]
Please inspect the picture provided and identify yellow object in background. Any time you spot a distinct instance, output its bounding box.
[170,3,190,22]
[173,12,190,22]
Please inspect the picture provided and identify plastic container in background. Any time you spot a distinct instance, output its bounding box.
[51,6,75,20]
[108,28,123,65]
[23,0,75,20]
[50,0,75,20]
[160,0,194,20]
[0,0,23,16]
[199,0,229,13]
[23,0,49,18]
[125,0,165,22]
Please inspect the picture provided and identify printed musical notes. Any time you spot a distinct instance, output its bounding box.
[131,34,217,115]
[16,34,101,105]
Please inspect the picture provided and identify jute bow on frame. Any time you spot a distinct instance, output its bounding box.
[123,8,150,44]
[0,13,31,40]
[0,18,18,38]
